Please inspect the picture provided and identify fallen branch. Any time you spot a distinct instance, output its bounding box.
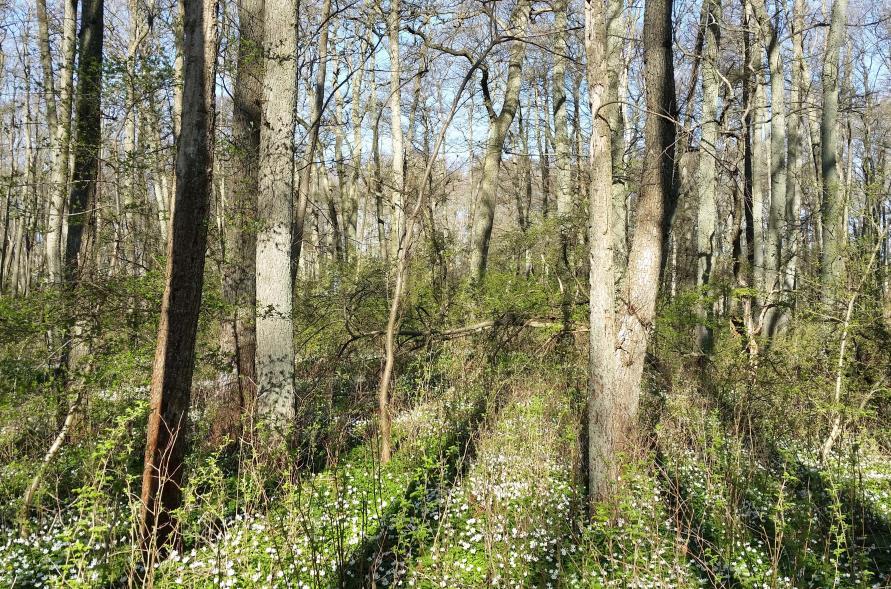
[19,389,84,536]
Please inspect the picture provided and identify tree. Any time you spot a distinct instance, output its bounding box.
[588,0,678,502]
[820,0,849,289]
[695,0,721,354]
[469,0,533,281]
[585,0,618,504]
[752,0,787,335]
[256,0,297,427]
[219,0,264,440]
[37,0,78,285]
[139,0,217,558]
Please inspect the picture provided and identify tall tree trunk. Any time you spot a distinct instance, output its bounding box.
[820,0,848,289]
[553,0,571,221]
[40,0,78,284]
[588,0,677,501]
[607,0,627,264]
[387,0,405,266]
[752,50,767,291]
[139,0,216,560]
[345,43,366,259]
[292,0,332,278]
[63,0,103,310]
[695,0,720,354]
[533,83,550,219]
[256,0,297,427]
[585,0,617,504]
[754,0,787,335]
[219,0,263,440]
[784,0,804,296]
[469,0,532,281]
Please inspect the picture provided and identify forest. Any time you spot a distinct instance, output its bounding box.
[0,0,889,585]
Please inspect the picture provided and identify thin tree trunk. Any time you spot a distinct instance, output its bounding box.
[139,0,217,560]
[469,0,532,281]
[553,0,571,220]
[695,0,720,354]
[41,0,78,284]
[219,0,263,440]
[754,0,787,335]
[607,0,627,264]
[585,0,617,504]
[820,0,848,288]
[784,0,804,296]
[387,0,405,266]
[292,0,332,278]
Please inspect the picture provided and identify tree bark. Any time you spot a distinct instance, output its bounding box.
[256,0,297,427]
[695,0,720,354]
[469,0,532,281]
[820,0,848,289]
[139,0,216,559]
[585,0,617,504]
[219,0,263,440]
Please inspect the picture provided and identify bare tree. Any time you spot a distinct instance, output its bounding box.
[255,0,299,428]
[820,0,849,288]
[468,0,533,281]
[139,0,217,559]
[589,0,679,502]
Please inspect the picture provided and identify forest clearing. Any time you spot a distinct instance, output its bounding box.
[0,0,889,585]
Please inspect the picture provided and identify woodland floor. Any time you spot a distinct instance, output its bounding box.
[1,347,890,588]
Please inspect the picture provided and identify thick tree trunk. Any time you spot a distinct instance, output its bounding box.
[139,0,216,559]
[820,0,848,289]
[256,0,297,427]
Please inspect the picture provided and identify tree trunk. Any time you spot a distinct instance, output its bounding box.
[611,0,677,463]
[292,0,332,278]
[753,0,786,335]
[39,0,78,284]
[553,0,571,221]
[585,0,617,504]
[695,0,720,354]
[607,0,627,264]
[469,0,532,281]
[139,0,216,560]
[219,0,263,440]
[256,0,297,427]
[387,0,405,265]
[820,0,848,289]
[784,0,804,296]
